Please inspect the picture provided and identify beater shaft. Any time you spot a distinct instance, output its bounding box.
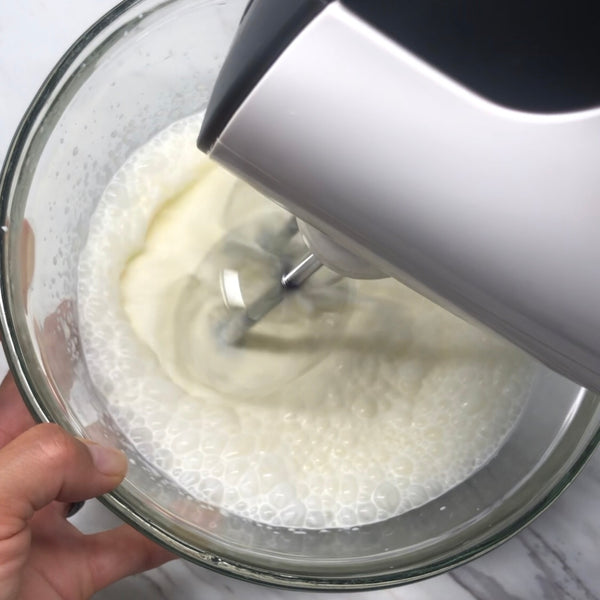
[220,253,322,345]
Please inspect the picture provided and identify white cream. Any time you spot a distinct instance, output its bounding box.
[78,115,537,529]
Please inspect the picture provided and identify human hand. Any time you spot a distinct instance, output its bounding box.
[0,372,176,600]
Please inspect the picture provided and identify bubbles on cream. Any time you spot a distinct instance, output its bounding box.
[78,114,536,529]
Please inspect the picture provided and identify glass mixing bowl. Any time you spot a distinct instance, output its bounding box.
[1,0,600,590]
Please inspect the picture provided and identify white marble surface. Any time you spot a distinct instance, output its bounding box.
[2,2,600,598]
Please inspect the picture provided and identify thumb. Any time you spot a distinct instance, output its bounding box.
[0,423,127,538]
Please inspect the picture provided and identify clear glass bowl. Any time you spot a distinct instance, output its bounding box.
[1,0,600,590]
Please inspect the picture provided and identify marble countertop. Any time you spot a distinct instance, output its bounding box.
[1,2,599,598]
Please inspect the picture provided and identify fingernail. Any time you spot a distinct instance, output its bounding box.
[83,441,128,476]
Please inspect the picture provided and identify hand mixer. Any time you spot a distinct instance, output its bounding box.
[198,0,600,392]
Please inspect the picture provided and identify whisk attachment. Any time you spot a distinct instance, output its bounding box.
[219,252,322,344]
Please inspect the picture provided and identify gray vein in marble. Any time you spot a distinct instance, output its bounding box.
[521,528,597,600]
[450,566,522,600]
[581,465,600,490]
[156,568,179,591]
[138,573,169,600]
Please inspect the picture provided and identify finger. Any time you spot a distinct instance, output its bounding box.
[0,372,36,448]
[84,524,177,592]
[0,423,127,538]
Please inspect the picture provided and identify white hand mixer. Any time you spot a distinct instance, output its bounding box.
[198,0,600,392]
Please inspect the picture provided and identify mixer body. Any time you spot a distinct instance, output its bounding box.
[199,1,600,391]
